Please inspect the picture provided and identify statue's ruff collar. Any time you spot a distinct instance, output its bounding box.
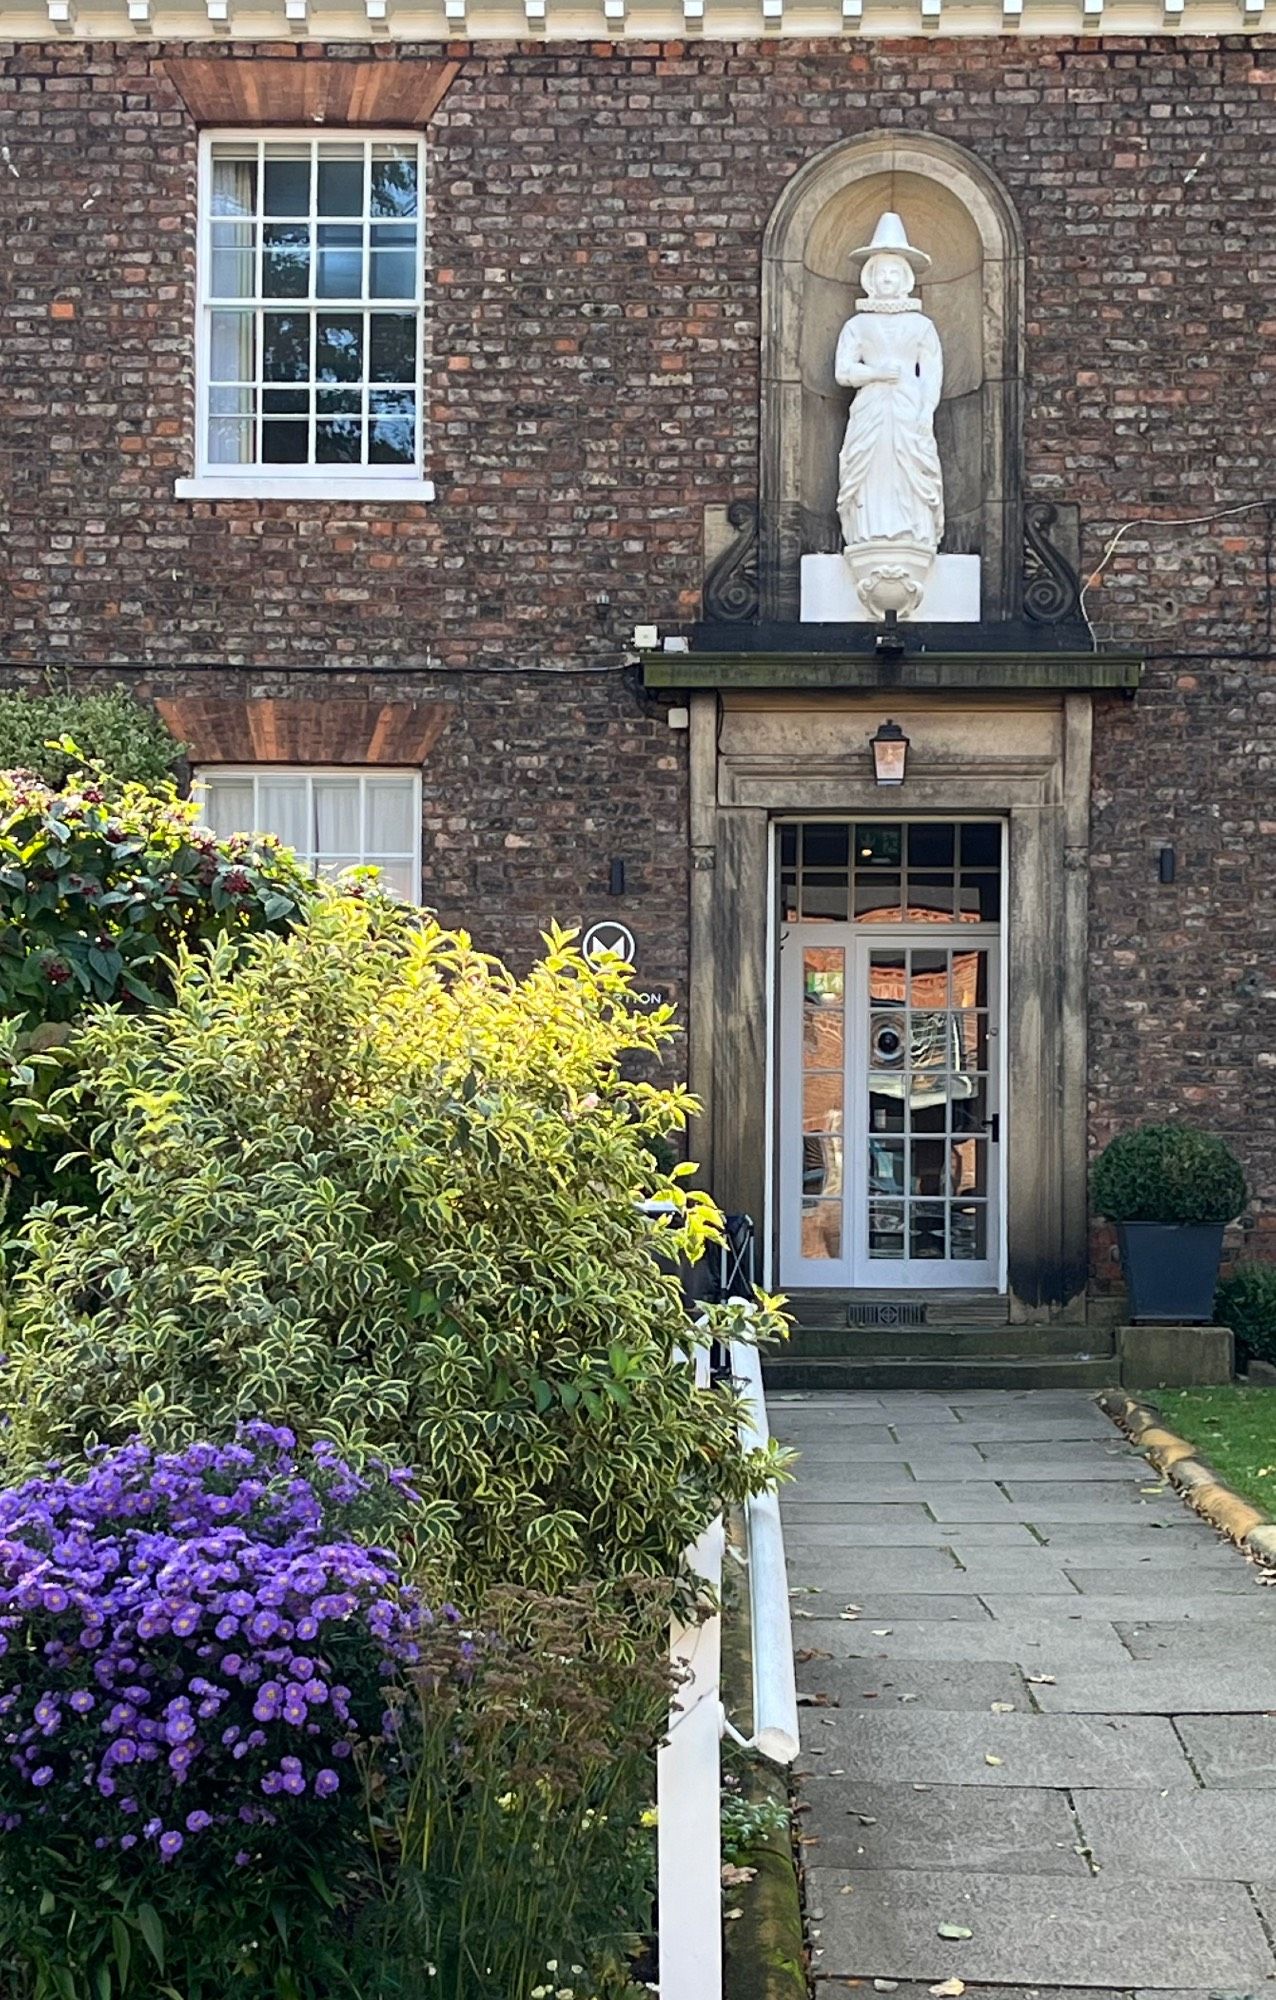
[856,296,923,315]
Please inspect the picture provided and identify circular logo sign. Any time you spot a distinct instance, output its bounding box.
[583,920,636,966]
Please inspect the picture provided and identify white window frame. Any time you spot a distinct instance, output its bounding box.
[176,129,435,504]
[194,765,423,901]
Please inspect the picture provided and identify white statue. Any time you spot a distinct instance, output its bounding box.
[835,212,945,620]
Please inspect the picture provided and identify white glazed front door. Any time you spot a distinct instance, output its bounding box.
[779,925,1001,1289]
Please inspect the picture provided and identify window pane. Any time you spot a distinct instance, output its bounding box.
[262,313,310,383]
[262,420,309,464]
[372,859,415,901]
[200,780,253,839]
[211,222,256,300]
[370,223,417,301]
[371,144,418,219]
[316,223,363,299]
[317,149,364,218]
[315,781,361,857]
[802,824,849,869]
[316,315,364,383]
[316,419,363,464]
[369,396,416,465]
[367,779,416,853]
[262,387,308,416]
[907,822,955,869]
[263,223,309,298]
[369,313,415,383]
[318,387,362,416]
[856,824,901,868]
[258,780,309,853]
[210,310,254,382]
[211,152,256,219]
[263,148,310,217]
[960,822,1001,868]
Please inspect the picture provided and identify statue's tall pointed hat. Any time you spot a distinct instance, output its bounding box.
[849,211,931,275]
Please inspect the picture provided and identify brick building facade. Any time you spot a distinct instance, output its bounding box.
[1,32,1273,1352]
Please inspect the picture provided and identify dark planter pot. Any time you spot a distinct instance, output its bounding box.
[1116,1223,1225,1324]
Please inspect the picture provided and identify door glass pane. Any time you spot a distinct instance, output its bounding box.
[869,1139,904,1196]
[800,947,845,1262]
[802,1203,842,1261]
[910,1202,947,1260]
[907,823,955,870]
[911,1139,949,1197]
[951,1203,987,1261]
[868,1203,904,1260]
[867,1078,905,1133]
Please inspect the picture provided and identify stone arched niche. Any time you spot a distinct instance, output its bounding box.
[761,133,1024,623]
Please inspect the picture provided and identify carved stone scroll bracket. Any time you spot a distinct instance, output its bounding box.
[1024,501,1083,626]
[703,500,760,624]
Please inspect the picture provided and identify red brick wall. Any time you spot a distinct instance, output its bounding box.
[1,37,1274,1252]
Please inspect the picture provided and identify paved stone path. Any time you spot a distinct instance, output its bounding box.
[775,1388,1276,1999]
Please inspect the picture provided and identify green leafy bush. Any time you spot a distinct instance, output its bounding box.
[1216,1263,1276,1366]
[0,695,178,788]
[357,1584,672,2000]
[7,898,787,1593]
[1091,1122,1248,1227]
[0,765,316,1217]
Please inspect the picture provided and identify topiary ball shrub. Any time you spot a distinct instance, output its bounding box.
[1216,1264,1276,1367]
[0,1426,441,1998]
[1091,1122,1248,1228]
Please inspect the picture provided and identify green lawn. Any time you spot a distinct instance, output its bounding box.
[1155,1387,1276,1513]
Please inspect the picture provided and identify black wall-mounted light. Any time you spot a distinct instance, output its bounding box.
[869,719,910,787]
[609,858,626,896]
[1158,846,1176,885]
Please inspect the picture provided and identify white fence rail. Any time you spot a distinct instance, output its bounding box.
[656,1336,799,1999]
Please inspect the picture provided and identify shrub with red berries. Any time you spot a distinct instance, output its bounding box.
[0,762,317,1217]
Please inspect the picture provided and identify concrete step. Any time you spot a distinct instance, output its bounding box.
[787,1325,1116,1361]
[785,1290,1012,1329]
[762,1355,1119,1392]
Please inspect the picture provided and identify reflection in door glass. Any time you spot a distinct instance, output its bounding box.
[800,947,845,1260]
[864,943,993,1266]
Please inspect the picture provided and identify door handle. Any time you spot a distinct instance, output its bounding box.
[988,1113,1000,1145]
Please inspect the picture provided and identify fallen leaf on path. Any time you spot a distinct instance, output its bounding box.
[721,1864,756,1887]
[898,1692,919,1703]
[840,1612,861,1622]
[724,1907,743,1921]
[1026,1673,1056,1685]
[872,1980,898,1991]
[990,1701,1015,1713]
[872,1628,893,1636]
[795,1647,832,1663]
[930,1979,966,1995]
[984,1754,1003,1766]
[937,1924,973,1941]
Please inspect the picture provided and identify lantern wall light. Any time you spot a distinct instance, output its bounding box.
[869,719,910,787]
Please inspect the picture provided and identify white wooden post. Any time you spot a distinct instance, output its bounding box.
[657,1507,723,2000]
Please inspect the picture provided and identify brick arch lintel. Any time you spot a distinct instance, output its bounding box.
[156,695,447,768]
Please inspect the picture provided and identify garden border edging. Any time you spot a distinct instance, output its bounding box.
[1099,1390,1276,1565]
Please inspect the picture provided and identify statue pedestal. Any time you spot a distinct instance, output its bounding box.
[800,552,981,624]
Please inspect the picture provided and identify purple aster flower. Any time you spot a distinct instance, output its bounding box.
[159,1830,183,1860]
[314,1769,340,1797]
[30,1767,53,1789]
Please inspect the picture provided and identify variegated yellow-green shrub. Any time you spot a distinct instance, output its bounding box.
[5,897,787,1595]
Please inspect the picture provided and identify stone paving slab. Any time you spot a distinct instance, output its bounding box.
[813,1617,1131,1664]
[786,1548,960,1581]
[1118,1620,1276,1661]
[804,1867,1276,1987]
[795,1710,1195,1788]
[916,1494,1189,1525]
[1041,1541,1243,1570]
[983,1592,1276,1623]
[795,1657,1030,1710]
[890,1419,1118,1444]
[1066,1564,1268,1594]
[968,1460,1147,1483]
[1173,1714,1276,1787]
[798,1778,1089,1874]
[998,1482,1187,1509]
[798,1593,994,1623]
[781,1516,1040,1546]
[1028,1525,1220,1555]
[1031,1662,1276,1714]
[790,1560,1085,1598]
[1074,1787,1276,1876]
[780,1504,938,1532]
